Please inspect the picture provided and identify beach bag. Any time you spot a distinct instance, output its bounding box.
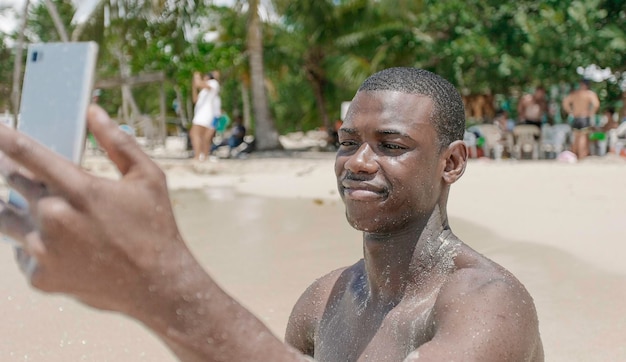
[214,114,231,133]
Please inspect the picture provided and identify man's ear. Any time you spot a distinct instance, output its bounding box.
[442,140,467,184]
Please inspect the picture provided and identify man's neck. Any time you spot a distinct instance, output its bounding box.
[361,204,452,307]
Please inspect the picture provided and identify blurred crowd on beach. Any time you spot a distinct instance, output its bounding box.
[460,80,625,162]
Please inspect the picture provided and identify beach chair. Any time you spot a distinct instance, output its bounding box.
[609,122,626,156]
[467,124,506,159]
[552,124,573,147]
[540,124,571,159]
[463,131,478,159]
[512,125,541,160]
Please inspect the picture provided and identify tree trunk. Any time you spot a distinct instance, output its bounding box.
[621,90,626,121]
[10,0,31,119]
[174,85,188,128]
[240,81,251,130]
[71,0,103,41]
[44,0,69,42]
[247,0,281,150]
[306,68,331,131]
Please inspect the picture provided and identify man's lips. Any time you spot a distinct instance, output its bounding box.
[341,180,387,201]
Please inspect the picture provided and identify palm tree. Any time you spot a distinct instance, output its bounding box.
[271,0,388,131]
[247,0,281,150]
[10,0,31,118]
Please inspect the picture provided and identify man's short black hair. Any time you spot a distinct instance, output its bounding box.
[358,67,466,148]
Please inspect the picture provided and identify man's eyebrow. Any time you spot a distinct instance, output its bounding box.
[338,128,357,134]
[377,129,412,138]
[339,128,413,138]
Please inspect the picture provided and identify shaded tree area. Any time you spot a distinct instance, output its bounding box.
[0,38,13,111]
[1,0,625,147]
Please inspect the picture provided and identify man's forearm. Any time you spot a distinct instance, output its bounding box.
[127,246,302,362]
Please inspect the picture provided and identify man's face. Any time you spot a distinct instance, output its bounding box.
[335,91,445,233]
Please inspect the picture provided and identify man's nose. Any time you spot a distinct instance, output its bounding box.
[344,143,378,174]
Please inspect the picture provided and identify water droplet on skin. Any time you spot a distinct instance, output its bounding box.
[58,307,63,312]
[148,285,157,292]
[176,308,183,316]
[81,340,87,345]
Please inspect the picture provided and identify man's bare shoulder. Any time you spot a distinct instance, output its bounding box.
[284,261,363,352]
[420,243,543,361]
[519,94,532,106]
[441,242,536,313]
[295,266,348,311]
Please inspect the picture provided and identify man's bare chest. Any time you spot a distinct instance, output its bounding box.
[313,295,437,362]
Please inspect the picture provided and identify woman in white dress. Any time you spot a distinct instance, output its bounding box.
[190,71,220,161]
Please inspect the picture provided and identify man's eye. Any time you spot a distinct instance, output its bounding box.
[382,143,404,150]
[339,140,357,147]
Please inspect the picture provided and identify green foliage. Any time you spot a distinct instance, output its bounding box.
[1,0,625,133]
[0,37,13,111]
[26,0,76,42]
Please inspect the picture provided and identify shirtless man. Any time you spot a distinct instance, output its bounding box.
[517,86,548,129]
[0,67,542,361]
[286,68,542,361]
[562,79,600,159]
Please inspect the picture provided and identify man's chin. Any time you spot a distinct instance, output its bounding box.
[345,213,386,233]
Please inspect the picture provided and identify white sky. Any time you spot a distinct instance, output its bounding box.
[0,0,275,34]
[0,0,29,33]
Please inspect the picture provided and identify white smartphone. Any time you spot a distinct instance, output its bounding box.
[8,42,98,211]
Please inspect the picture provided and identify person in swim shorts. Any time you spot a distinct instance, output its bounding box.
[562,79,600,159]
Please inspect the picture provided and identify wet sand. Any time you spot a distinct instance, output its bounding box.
[0,152,625,361]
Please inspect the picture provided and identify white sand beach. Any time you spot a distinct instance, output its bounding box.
[0,138,625,361]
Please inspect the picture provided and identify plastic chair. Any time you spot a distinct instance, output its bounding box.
[540,124,571,159]
[552,124,573,148]
[463,131,478,159]
[512,125,541,160]
[467,124,505,159]
[609,122,626,155]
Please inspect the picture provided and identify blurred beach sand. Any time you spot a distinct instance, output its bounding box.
[0,143,625,361]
